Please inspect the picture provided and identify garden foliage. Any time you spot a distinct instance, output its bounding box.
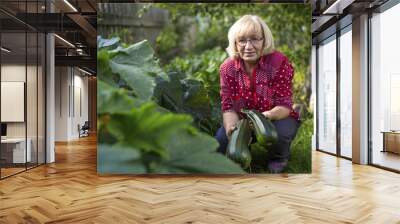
[154,3,312,112]
[97,37,245,174]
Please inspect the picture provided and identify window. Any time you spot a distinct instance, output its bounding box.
[317,35,337,154]
[370,2,400,171]
[339,27,352,158]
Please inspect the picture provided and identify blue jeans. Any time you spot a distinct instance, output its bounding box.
[215,117,300,161]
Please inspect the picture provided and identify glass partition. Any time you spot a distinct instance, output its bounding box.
[1,31,28,177]
[317,35,337,154]
[339,27,352,158]
[0,1,46,179]
[371,3,400,171]
[27,31,38,169]
[38,32,45,165]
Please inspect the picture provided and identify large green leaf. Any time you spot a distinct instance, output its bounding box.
[98,144,146,174]
[153,72,214,133]
[153,72,185,112]
[156,128,245,174]
[105,103,193,159]
[109,40,165,101]
[98,49,119,87]
[163,47,226,135]
[97,80,136,114]
[98,100,243,174]
[182,79,212,119]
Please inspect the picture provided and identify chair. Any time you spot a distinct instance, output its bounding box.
[78,121,90,138]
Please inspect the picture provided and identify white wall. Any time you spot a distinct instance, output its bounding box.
[1,65,25,81]
[55,67,89,141]
[1,82,25,122]
[1,63,46,164]
[1,65,26,139]
[55,66,69,141]
[72,73,89,138]
[1,65,40,137]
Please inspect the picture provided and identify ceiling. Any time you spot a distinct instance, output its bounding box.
[0,0,97,75]
[312,0,389,43]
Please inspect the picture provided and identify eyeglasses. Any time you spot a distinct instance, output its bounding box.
[236,37,264,47]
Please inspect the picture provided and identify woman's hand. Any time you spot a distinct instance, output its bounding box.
[262,106,290,120]
[262,111,272,119]
[223,111,240,138]
[226,125,237,137]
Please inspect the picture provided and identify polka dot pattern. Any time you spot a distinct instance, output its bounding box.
[219,51,299,120]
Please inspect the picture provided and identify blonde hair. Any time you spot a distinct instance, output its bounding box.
[226,15,274,59]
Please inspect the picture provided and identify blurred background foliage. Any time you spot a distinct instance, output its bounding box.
[153,3,312,118]
[99,3,312,116]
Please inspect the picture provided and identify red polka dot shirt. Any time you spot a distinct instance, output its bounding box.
[219,51,299,121]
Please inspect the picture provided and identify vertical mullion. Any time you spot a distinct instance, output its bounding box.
[316,44,319,151]
[36,0,39,167]
[367,11,373,165]
[60,67,61,117]
[80,88,82,117]
[69,69,71,118]
[73,68,75,118]
[336,29,341,157]
[44,0,47,164]
[25,0,28,171]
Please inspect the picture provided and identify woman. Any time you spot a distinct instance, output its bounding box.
[215,15,300,173]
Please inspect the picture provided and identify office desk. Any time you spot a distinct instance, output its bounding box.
[1,138,31,163]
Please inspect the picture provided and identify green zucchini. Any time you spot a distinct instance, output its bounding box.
[226,119,252,169]
[242,109,278,147]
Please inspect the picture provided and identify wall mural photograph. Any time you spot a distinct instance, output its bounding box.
[97,3,312,174]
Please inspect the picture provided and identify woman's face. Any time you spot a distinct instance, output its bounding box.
[236,34,264,64]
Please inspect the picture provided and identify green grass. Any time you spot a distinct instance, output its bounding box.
[247,118,313,173]
[285,118,312,173]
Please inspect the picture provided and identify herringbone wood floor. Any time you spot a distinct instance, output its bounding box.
[1,135,400,224]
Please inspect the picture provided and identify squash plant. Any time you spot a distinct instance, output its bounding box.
[164,47,227,135]
[97,37,244,174]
